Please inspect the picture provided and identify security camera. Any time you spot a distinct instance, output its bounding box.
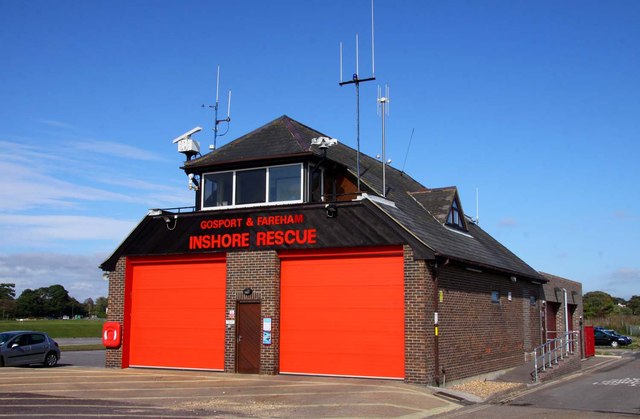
[172,126,203,144]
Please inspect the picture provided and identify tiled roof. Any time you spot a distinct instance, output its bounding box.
[185,115,543,280]
[185,115,325,169]
[410,188,457,224]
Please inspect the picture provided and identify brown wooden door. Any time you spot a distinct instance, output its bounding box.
[236,302,261,374]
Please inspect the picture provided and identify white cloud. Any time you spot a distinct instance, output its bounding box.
[498,217,518,227]
[0,214,137,242]
[0,161,141,211]
[71,139,165,162]
[36,119,78,130]
[0,253,108,301]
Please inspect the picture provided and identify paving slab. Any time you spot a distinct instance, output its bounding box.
[0,367,461,417]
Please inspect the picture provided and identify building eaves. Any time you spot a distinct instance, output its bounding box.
[174,114,544,280]
[184,115,329,171]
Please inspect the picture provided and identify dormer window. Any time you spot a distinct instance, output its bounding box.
[202,163,303,210]
[446,199,466,230]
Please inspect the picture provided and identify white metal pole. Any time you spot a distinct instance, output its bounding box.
[563,288,569,352]
[371,0,375,77]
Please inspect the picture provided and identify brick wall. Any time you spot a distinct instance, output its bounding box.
[226,250,280,374]
[541,273,583,357]
[105,256,126,368]
[437,265,541,382]
[104,248,546,384]
[403,245,436,385]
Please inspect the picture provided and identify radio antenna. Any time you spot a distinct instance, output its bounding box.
[475,187,480,225]
[401,128,415,174]
[202,65,232,150]
[377,84,390,197]
[339,0,376,192]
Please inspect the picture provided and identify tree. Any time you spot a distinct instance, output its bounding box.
[83,298,95,317]
[0,283,15,300]
[65,297,87,318]
[43,284,71,317]
[15,289,42,317]
[15,284,77,318]
[95,297,108,318]
[0,283,16,319]
[612,296,627,306]
[583,291,615,318]
[627,295,640,315]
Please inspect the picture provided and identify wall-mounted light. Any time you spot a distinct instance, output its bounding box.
[325,203,337,218]
[163,214,178,231]
[102,272,110,281]
[243,287,253,296]
[188,173,199,191]
[510,276,517,283]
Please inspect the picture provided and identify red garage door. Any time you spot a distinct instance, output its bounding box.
[280,247,404,379]
[126,256,226,370]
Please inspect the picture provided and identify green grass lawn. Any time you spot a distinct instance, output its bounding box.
[0,319,104,338]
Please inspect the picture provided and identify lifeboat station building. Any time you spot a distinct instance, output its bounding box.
[101,115,582,385]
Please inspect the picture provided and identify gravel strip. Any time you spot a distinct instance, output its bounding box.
[449,380,522,399]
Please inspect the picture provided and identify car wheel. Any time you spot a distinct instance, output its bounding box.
[610,341,619,348]
[44,353,58,367]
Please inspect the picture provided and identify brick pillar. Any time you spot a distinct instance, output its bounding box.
[105,256,126,368]
[226,251,280,374]
[404,245,436,384]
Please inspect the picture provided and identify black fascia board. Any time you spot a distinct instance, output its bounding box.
[181,151,315,174]
[436,253,548,283]
[99,200,434,272]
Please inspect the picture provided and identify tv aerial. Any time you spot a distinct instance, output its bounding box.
[339,0,376,192]
[202,65,232,150]
[377,84,390,197]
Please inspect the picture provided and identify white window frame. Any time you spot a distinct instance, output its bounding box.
[201,163,304,210]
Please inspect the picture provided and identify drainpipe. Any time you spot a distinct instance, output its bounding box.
[563,288,569,352]
[432,260,440,387]
[431,257,449,387]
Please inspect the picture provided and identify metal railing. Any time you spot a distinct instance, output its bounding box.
[532,331,580,382]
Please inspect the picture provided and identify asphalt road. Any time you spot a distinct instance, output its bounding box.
[437,351,640,418]
[509,351,640,416]
[59,349,105,367]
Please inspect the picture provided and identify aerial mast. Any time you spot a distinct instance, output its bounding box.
[377,84,390,197]
[339,0,376,192]
[203,65,232,150]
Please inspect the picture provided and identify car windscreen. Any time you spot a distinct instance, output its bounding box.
[0,332,17,345]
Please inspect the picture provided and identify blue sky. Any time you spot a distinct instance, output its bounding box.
[1,0,638,302]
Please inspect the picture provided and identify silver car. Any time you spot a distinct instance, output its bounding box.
[0,330,61,367]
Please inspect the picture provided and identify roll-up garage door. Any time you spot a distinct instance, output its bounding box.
[280,247,404,379]
[127,256,226,370]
